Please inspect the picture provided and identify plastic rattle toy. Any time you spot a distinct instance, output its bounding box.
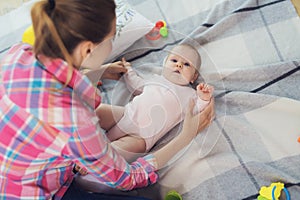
[272,185,290,200]
[146,20,168,40]
[164,190,182,200]
[257,182,290,200]
[297,136,300,143]
[22,25,35,46]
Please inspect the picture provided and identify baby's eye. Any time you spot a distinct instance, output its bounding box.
[171,59,177,63]
[184,62,190,67]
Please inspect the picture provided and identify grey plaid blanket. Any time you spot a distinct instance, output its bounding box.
[96,0,300,199]
[1,0,299,199]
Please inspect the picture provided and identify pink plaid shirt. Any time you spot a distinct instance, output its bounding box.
[0,44,158,200]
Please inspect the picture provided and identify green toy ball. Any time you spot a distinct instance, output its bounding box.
[159,26,168,38]
[164,190,182,200]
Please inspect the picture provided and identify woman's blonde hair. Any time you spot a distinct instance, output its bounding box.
[31,0,116,84]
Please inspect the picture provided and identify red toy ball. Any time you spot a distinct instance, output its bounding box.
[155,20,165,28]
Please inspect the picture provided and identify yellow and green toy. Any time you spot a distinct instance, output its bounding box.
[257,182,290,200]
[22,25,35,46]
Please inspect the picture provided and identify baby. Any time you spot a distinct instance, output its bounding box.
[98,44,214,160]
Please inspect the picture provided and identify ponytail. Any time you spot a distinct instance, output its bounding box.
[31,0,116,85]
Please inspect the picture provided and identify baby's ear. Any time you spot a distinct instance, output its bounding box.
[191,71,199,83]
[162,55,168,66]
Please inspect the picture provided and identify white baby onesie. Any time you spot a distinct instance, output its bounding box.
[107,68,208,151]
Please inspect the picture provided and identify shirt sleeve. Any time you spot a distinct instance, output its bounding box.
[123,67,145,95]
[193,94,210,114]
[62,109,158,191]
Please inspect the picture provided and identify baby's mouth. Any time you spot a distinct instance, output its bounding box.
[174,70,180,74]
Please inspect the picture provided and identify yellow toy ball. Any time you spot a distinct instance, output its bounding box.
[22,25,35,46]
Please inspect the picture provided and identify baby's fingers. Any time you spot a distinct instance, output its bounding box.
[196,83,205,90]
[208,85,214,95]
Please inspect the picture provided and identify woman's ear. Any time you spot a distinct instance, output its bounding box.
[80,41,94,58]
[71,41,94,68]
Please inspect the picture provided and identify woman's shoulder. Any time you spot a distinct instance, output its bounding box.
[2,43,34,67]
[7,43,32,55]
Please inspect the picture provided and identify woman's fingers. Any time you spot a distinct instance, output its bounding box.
[188,98,196,116]
[122,57,131,67]
[197,98,215,133]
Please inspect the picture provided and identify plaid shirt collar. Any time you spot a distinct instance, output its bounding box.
[37,53,101,109]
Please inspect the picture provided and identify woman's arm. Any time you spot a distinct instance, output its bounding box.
[64,111,158,191]
[153,98,215,169]
[66,99,214,191]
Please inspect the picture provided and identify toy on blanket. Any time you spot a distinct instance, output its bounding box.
[146,20,168,40]
[22,25,35,46]
[257,182,290,200]
[164,190,182,200]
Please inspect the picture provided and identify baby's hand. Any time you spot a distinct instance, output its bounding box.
[196,83,214,101]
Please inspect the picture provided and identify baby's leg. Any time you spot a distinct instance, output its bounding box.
[96,104,125,131]
[111,135,146,162]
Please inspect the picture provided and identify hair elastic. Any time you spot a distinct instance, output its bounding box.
[49,0,55,10]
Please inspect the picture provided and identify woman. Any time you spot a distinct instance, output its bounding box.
[0,0,214,199]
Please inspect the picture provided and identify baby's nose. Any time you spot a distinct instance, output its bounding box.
[176,62,183,68]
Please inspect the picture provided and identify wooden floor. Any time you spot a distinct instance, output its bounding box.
[0,0,30,16]
[291,0,300,16]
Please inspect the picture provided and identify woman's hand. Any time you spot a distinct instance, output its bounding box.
[101,58,131,80]
[180,98,215,140]
[196,98,215,133]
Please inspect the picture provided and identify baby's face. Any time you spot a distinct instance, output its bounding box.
[162,45,199,86]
